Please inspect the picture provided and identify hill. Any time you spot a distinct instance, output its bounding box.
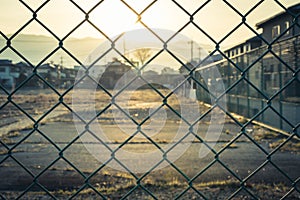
[0,34,103,67]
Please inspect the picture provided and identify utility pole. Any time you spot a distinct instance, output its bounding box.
[188,40,194,62]
[88,55,92,64]
[198,47,202,61]
[58,56,63,88]
[123,38,126,56]
[123,37,128,64]
[60,56,64,68]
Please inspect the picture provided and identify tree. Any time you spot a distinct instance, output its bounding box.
[133,48,152,66]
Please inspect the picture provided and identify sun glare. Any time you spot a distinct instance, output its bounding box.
[89,0,143,38]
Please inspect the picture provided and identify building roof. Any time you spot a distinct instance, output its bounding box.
[0,59,13,65]
[224,43,243,53]
[256,3,300,28]
[245,35,261,43]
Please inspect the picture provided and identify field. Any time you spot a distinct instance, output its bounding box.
[0,89,299,199]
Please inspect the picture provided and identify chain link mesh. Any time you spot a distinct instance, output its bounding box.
[0,0,299,199]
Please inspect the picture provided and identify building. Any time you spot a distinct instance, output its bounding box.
[60,67,77,88]
[0,59,20,89]
[161,67,178,75]
[143,70,159,77]
[179,61,198,74]
[194,3,300,132]
[256,3,300,43]
[224,36,262,58]
[99,58,131,89]
[15,62,32,75]
[36,63,60,87]
[0,60,79,89]
[219,3,300,97]
[224,3,300,58]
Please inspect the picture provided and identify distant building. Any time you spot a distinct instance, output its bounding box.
[256,3,300,43]
[37,63,57,76]
[73,65,105,78]
[37,63,59,87]
[35,63,78,88]
[60,67,77,88]
[99,59,131,89]
[15,62,32,75]
[0,60,34,88]
[161,67,178,75]
[143,70,159,77]
[89,65,106,79]
[0,59,79,89]
[73,65,81,71]
[0,59,19,89]
[179,61,198,74]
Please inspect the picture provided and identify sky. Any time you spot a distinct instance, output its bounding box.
[0,0,299,69]
[1,0,298,44]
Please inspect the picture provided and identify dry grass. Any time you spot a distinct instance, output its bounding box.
[269,138,300,153]
[2,180,298,200]
[0,148,24,155]
[222,143,239,149]
[253,129,281,141]
[6,131,21,138]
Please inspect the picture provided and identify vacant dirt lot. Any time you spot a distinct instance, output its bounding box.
[0,89,299,199]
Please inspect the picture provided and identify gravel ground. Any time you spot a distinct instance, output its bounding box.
[0,89,299,199]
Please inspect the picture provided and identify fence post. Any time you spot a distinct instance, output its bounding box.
[228,61,231,112]
[260,54,265,122]
[279,43,283,129]
[246,53,250,118]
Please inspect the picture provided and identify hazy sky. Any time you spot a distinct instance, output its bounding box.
[0,0,299,68]
[1,0,298,46]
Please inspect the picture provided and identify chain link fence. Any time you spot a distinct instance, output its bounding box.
[196,35,300,132]
[0,0,299,199]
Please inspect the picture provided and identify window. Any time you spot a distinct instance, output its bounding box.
[0,67,5,72]
[285,21,290,35]
[272,25,280,38]
[255,71,259,79]
[272,73,278,87]
[244,44,249,52]
[270,64,274,72]
[11,67,20,73]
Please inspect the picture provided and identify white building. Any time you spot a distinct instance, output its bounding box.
[0,60,20,89]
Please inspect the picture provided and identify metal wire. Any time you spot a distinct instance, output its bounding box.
[0,0,299,199]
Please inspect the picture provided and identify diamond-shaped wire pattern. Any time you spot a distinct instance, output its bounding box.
[0,1,299,199]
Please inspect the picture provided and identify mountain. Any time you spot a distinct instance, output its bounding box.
[0,34,104,67]
[0,32,214,70]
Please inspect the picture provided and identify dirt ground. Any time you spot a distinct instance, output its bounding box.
[0,89,299,199]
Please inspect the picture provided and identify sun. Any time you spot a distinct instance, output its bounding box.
[88,0,146,38]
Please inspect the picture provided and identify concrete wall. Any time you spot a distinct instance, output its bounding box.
[227,95,300,132]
